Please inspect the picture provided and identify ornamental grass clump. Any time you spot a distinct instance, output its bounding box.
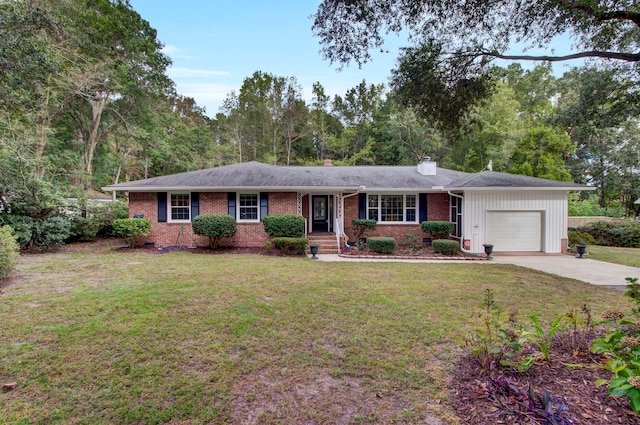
[192,214,237,249]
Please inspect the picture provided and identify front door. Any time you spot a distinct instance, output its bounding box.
[312,195,329,232]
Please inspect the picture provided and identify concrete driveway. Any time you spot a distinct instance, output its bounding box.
[312,253,640,290]
[493,255,640,290]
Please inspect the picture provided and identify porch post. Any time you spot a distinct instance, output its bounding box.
[334,193,344,248]
[297,192,307,237]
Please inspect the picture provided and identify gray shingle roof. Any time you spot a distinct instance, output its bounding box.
[103,161,589,192]
[448,171,588,190]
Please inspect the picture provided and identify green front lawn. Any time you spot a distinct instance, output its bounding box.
[0,245,630,424]
[585,245,640,268]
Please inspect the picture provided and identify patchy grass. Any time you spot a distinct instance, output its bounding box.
[0,244,631,424]
[586,245,640,268]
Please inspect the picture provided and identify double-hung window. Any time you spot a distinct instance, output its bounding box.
[367,194,417,223]
[169,193,190,222]
[238,193,259,221]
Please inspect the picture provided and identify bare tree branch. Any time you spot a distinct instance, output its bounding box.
[485,50,640,62]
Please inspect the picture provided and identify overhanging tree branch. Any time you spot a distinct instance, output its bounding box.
[556,0,640,26]
[485,50,640,62]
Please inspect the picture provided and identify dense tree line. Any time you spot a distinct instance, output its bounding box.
[1,0,639,235]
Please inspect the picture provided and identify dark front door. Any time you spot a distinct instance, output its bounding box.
[312,195,329,232]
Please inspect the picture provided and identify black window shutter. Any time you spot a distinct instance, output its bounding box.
[358,193,367,219]
[260,192,268,219]
[191,192,200,219]
[228,192,236,217]
[419,193,427,223]
[158,192,167,222]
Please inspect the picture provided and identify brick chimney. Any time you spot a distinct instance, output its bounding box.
[417,156,437,175]
[323,159,333,167]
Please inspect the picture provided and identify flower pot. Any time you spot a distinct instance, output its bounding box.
[576,244,587,259]
[310,244,319,260]
[483,244,494,259]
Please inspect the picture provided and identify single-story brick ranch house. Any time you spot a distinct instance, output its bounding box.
[103,158,590,254]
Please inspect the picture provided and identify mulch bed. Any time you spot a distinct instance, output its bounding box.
[450,333,640,424]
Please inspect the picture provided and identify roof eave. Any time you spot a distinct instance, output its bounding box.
[448,186,595,191]
[102,185,362,192]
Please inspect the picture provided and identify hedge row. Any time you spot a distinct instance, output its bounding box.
[579,221,640,248]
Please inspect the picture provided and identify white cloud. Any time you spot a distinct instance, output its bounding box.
[168,67,231,78]
[161,44,192,59]
[176,83,239,115]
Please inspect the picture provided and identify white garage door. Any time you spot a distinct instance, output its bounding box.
[486,211,542,252]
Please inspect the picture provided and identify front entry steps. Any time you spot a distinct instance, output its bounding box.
[307,232,340,255]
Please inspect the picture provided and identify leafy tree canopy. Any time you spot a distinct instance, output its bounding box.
[313,0,640,127]
[313,0,640,66]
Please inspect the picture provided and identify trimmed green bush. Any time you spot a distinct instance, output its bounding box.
[352,219,377,241]
[0,214,34,248]
[579,221,640,248]
[421,221,455,239]
[112,218,152,248]
[0,225,19,281]
[432,239,459,255]
[367,236,397,254]
[33,217,72,251]
[192,214,237,249]
[272,237,309,256]
[67,200,129,242]
[262,214,305,238]
[568,230,596,248]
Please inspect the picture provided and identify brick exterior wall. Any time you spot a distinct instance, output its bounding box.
[342,193,452,244]
[129,191,298,248]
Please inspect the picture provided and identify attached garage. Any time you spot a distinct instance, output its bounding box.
[486,211,542,252]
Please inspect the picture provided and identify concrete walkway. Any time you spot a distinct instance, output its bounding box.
[310,253,640,290]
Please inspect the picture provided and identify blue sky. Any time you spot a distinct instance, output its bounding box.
[129,0,580,117]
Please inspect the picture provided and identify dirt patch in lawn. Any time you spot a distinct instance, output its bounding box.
[231,369,447,424]
[450,332,640,424]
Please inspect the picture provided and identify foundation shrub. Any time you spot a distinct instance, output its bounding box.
[367,237,396,254]
[0,225,19,281]
[272,237,309,255]
[352,219,377,241]
[112,218,152,248]
[263,214,305,238]
[421,221,454,239]
[432,239,459,255]
[192,214,237,249]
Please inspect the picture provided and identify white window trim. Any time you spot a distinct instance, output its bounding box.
[168,192,191,223]
[237,192,260,223]
[366,193,419,224]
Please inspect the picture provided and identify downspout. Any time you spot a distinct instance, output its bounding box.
[448,191,473,254]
